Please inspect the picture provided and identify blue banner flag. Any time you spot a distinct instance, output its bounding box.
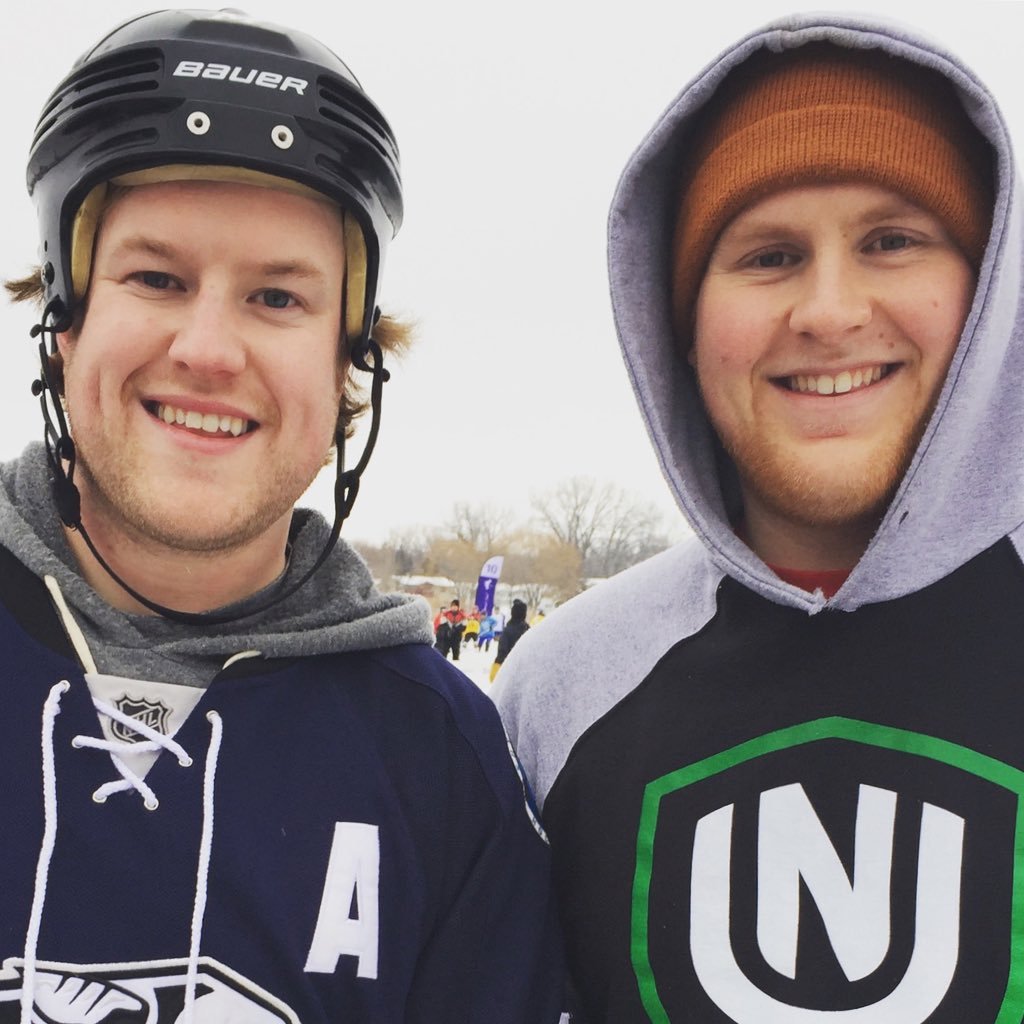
[474,556,504,615]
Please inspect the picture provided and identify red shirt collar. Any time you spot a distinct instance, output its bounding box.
[767,564,850,599]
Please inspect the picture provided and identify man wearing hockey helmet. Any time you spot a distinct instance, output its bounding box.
[0,9,565,1022]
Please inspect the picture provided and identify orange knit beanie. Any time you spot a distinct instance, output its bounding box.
[671,43,994,340]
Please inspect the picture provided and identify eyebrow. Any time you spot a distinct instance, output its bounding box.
[108,236,328,280]
[718,200,936,249]
[109,236,177,260]
[259,260,326,280]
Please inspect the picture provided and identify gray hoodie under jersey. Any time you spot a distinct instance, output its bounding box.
[0,442,433,684]
[495,14,1024,1024]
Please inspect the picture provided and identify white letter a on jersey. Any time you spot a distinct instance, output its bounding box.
[305,822,380,979]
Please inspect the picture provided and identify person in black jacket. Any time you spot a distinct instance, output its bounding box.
[491,599,530,682]
[495,13,1008,1023]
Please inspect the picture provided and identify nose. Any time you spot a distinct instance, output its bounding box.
[165,288,247,377]
[787,255,872,340]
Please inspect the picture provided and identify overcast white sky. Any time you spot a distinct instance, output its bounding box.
[1,1,1021,544]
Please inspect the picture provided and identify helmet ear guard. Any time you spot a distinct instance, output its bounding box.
[343,210,368,344]
[25,8,402,623]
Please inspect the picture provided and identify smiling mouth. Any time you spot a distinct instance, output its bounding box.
[145,401,256,437]
[777,363,897,395]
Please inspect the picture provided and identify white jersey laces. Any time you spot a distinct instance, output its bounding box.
[23,681,223,1024]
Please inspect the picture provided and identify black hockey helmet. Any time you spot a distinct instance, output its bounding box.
[27,7,402,349]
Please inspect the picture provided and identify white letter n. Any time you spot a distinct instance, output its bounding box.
[757,783,896,981]
[305,822,380,979]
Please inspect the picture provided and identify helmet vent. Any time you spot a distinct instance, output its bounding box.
[33,52,162,145]
[318,75,392,155]
[33,81,162,150]
[68,53,161,94]
[70,78,160,112]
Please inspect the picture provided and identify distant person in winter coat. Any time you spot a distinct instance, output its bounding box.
[441,599,467,661]
[490,599,530,682]
[433,615,453,659]
[478,613,498,651]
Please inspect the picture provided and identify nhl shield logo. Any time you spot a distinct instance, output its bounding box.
[112,695,172,743]
[631,717,1024,1023]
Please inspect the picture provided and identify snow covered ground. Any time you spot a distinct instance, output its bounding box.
[438,636,499,694]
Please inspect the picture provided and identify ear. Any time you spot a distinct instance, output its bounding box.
[45,347,67,397]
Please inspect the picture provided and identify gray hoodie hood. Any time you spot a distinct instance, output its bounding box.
[0,442,433,683]
[609,12,1023,613]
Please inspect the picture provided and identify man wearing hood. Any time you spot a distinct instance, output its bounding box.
[495,13,1022,1023]
[0,8,564,1022]
[491,598,531,682]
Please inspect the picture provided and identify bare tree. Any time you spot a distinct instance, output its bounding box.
[503,530,583,605]
[351,478,675,599]
[532,477,610,565]
[388,526,433,577]
[448,500,513,554]
[352,526,433,585]
[424,536,485,605]
[532,476,670,579]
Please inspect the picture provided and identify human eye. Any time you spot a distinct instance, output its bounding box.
[254,288,298,310]
[740,248,798,271]
[864,231,917,254]
[754,250,791,268]
[131,270,177,290]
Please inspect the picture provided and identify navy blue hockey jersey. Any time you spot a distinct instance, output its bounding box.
[0,546,565,1023]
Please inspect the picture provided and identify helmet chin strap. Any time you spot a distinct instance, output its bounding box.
[30,308,389,625]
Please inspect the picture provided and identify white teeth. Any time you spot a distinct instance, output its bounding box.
[155,403,249,436]
[788,365,887,395]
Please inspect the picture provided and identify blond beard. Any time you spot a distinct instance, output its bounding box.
[72,443,315,557]
[715,414,926,533]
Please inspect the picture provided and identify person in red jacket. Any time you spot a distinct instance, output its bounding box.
[440,599,468,661]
